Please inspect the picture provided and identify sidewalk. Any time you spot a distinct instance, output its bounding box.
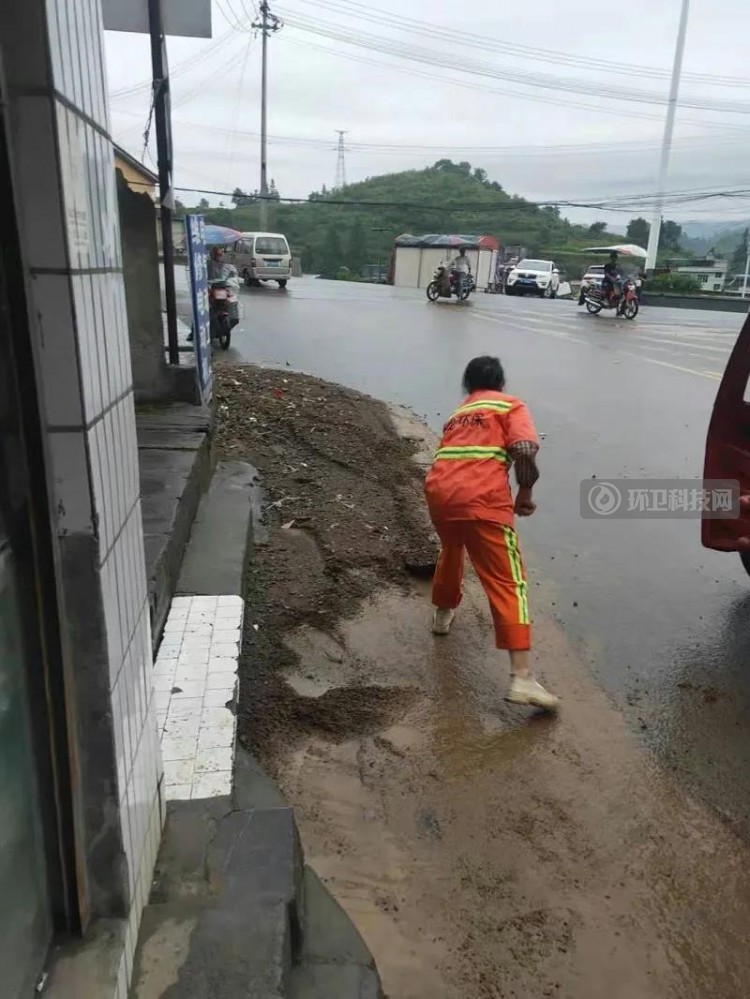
[131,400,385,998]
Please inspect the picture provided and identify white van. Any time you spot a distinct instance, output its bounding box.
[230,232,292,289]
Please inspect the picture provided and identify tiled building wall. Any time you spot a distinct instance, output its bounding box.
[1,0,162,988]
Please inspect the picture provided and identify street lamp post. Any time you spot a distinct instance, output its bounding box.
[645,0,690,273]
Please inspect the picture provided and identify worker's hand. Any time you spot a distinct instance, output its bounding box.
[514,488,537,517]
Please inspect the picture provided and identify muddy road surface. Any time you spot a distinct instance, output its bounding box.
[216,365,750,999]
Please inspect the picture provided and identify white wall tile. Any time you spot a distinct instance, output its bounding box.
[87,273,109,415]
[51,0,74,105]
[67,0,83,111]
[90,0,108,128]
[32,273,83,428]
[11,97,67,270]
[56,105,90,271]
[88,421,110,553]
[44,0,64,95]
[48,431,94,535]
[70,274,98,420]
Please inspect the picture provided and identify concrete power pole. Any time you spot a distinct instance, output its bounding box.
[335,130,348,190]
[253,1,282,229]
[645,0,690,273]
[148,0,179,365]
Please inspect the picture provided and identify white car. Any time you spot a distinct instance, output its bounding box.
[506,259,560,298]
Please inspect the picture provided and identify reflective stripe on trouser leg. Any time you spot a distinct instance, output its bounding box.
[462,521,531,650]
[502,526,530,625]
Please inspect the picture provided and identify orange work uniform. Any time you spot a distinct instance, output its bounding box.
[424,390,539,650]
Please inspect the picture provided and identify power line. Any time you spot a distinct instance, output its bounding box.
[279,33,750,134]
[222,0,251,30]
[279,12,750,116]
[120,180,750,213]
[224,35,257,188]
[113,107,750,159]
[109,26,238,98]
[279,0,750,90]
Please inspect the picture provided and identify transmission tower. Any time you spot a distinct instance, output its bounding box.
[335,130,348,189]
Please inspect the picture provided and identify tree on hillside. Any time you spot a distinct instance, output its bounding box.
[231,187,255,207]
[659,220,684,253]
[318,225,344,278]
[626,217,650,247]
[731,228,749,275]
[268,179,281,201]
[198,197,209,211]
[473,167,487,183]
[244,160,624,275]
[432,159,472,177]
[588,221,607,236]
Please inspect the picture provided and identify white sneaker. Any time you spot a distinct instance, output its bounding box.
[432,608,455,635]
[506,675,560,711]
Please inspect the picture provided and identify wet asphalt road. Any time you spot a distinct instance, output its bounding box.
[227,277,750,834]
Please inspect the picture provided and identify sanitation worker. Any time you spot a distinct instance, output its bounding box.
[425,355,559,711]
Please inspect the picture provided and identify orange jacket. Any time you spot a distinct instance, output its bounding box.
[425,390,538,526]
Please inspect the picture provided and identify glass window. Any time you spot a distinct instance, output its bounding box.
[517,259,549,271]
[254,237,288,255]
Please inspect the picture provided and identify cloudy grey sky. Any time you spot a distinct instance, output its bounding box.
[106,0,750,226]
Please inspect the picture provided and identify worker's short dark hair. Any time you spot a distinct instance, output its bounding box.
[463,356,506,393]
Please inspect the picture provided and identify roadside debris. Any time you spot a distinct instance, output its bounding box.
[214,363,438,759]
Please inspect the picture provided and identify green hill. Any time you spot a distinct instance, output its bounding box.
[189,160,621,278]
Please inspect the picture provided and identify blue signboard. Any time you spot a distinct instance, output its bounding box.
[185,214,212,404]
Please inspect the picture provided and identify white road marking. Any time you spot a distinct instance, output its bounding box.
[472,311,723,381]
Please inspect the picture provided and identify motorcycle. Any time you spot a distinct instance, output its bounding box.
[426,266,475,303]
[208,265,241,349]
[583,277,639,320]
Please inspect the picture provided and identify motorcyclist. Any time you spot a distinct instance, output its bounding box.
[602,251,621,305]
[447,247,472,298]
[208,245,228,281]
[189,247,232,342]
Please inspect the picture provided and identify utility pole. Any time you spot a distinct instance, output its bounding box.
[148,0,179,365]
[743,246,750,300]
[253,1,282,229]
[645,0,690,274]
[335,130,348,190]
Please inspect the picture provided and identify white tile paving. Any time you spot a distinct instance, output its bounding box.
[154,594,244,800]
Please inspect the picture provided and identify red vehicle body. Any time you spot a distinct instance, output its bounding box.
[702,313,750,575]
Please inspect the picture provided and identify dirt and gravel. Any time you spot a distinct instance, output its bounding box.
[214,363,437,757]
[214,363,750,999]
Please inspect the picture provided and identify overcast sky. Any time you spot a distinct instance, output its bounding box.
[105,0,750,227]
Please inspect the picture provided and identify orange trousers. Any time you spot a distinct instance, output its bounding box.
[432,520,531,650]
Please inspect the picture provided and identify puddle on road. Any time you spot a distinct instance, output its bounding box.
[275,583,750,999]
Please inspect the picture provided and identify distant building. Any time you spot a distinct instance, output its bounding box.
[672,257,728,293]
[392,233,500,290]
